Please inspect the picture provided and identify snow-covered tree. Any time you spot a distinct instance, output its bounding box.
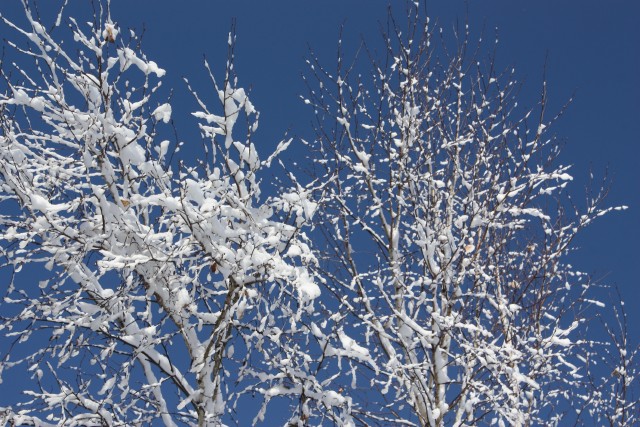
[0,1,637,426]
[296,6,638,427]
[0,2,320,425]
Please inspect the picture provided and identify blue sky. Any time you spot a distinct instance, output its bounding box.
[102,0,639,332]
[0,0,638,421]
[3,1,635,312]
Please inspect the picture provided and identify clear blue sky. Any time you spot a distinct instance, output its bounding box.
[104,0,639,333]
[1,0,638,335]
[0,0,638,422]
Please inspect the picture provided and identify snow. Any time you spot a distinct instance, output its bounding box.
[336,330,377,372]
[322,390,346,406]
[175,288,191,309]
[296,269,320,301]
[552,172,573,181]
[12,88,31,105]
[118,47,166,77]
[156,140,170,158]
[152,103,172,123]
[286,244,302,257]
[98,377,116,395]
[29,194,51,212]
[119,141,145,166]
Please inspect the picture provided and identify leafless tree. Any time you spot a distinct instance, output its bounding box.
[0,2,319,425]
[297,4,637,426]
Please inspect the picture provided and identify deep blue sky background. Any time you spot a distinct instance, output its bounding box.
[102,0,639,334]
[2,1,636,321]
[0,0,638,420]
